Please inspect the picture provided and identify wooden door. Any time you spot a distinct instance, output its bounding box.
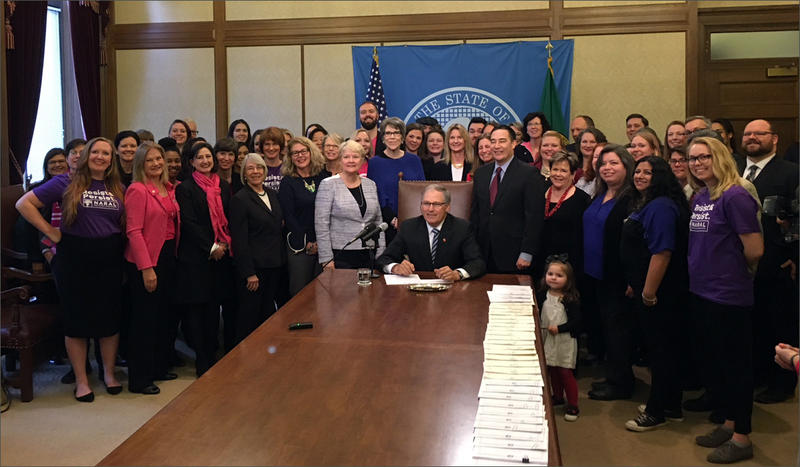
[698,6,798,157]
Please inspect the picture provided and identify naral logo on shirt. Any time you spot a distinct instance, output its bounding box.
[403,86,520,129]
[690,203,714,232]
[81,190,119,210]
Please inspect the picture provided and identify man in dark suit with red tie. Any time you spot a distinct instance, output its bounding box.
[736,119,799,404]
[376,184,485,281]
[470,125,544,273]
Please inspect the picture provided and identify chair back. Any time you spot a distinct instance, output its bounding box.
[1,185,24,253]
[397,181,473,224]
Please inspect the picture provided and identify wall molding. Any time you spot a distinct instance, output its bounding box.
[101,2,798,139]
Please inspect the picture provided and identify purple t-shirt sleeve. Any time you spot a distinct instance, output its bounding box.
[724,187,761,235]
[32,173,69,205]
[641,197,678,254]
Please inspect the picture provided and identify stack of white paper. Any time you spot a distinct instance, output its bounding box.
[472,285,548,466]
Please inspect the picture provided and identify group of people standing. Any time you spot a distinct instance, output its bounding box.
[14,103,797,464]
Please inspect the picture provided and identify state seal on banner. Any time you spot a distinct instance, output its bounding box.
[403,86,521,129]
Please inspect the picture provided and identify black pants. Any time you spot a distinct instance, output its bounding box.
[581,275,605,359]
[596,278,634,392]
[693,294,754,434]
[753,274,798,395]
[183,302,220,377]
[126,240,176,391]
[235,267,280,344]
[636,290,682,416]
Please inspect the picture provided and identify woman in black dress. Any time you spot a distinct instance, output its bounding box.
[173,142,232,377]
[537,151,590,281]
[279,136,328,296]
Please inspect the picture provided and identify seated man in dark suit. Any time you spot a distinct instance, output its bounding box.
[376,184,485,281]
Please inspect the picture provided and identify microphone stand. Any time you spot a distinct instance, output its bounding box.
[361,234,381,278]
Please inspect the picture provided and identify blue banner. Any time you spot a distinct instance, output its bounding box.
[352,40,573,131]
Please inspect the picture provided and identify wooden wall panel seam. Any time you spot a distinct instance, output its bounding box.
[214,2,228,140]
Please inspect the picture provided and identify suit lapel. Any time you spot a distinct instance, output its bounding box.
[246,186,274,216]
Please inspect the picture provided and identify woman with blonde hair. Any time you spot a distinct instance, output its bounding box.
[351,128,372,175]
[280,137,328,296]
[16,137,126,402]
[431,124,474,181]
[316,140,384,269]
[686,136,762,464]
[630,127,663,161]
[124,143,180,394]
[539,130,570,182]
[320,133,344,177]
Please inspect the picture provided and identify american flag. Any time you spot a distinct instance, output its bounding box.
[366,47,388,124]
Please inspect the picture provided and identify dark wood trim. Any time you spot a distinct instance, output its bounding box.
[213,2,227,140]
[685,1,699,116]
[110,21,215,49]
[222,9,551,47]
[550,0,563,41]
[562,3,689,36]
[1,0,8,185]
[300,45,306,133]
[696,4,799,116]
[104,1,118,138]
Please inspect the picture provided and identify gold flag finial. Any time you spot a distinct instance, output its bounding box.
[372,46,379,66]
[545,41,554,75]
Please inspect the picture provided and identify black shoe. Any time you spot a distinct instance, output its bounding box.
[129,384,160,395]
[754,389,792,404]
[638,404,684,422]
[115,356,128,367]
[61,369,76,384]
[551,396,565,406]
[104,381,123,395]
[74,389,95,403]
[588,386,631,401]
[683,392,713,412]
[154,372,178,381]
[625,412,667,432]
[591,379,609,390]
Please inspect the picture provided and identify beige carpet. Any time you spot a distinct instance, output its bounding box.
[1,358,797,466]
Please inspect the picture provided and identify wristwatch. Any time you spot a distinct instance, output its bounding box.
[456,270,464,280]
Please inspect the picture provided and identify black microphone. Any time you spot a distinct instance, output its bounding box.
[320,222,389,270]
[350,222,388,244]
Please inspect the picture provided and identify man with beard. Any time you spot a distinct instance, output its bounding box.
[359,100,379,157]
[736,119,799,404]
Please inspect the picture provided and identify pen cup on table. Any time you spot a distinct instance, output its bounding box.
[357,268,372,286]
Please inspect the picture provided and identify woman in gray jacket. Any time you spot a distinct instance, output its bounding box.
[315,140,384,269]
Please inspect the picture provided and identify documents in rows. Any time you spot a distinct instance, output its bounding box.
[472,284,548,466]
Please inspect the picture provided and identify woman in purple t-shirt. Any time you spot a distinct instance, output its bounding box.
[16,137,126,403]
[687,137,763,464]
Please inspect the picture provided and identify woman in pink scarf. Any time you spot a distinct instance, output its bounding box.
[173,142,235,377]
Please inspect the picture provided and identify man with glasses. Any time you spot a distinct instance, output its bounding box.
[737,119,799,404]
[376,184,485,281]
[685,115,712,135]
[185,118,199,138]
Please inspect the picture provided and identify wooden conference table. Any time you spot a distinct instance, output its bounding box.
[100,270,561,466]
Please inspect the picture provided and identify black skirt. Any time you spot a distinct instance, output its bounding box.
[52,232,123,338]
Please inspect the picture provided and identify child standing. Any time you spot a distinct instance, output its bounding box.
[538,257,582,421]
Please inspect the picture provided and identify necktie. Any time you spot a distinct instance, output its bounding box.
[490,167,502,206]
[746,165,758,182]
[430,228,440,264]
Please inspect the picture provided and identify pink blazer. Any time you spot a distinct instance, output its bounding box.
[124,181,180,270]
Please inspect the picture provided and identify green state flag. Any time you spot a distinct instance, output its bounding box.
[540,56,567,137]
